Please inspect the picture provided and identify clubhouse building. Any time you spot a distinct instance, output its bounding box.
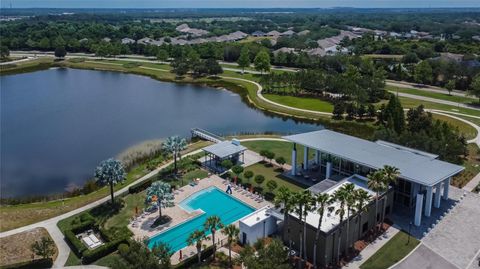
[280,130,464,266]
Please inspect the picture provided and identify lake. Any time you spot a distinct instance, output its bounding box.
[0,68,321,197]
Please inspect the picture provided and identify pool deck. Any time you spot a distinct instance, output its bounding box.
[127,174,272,265]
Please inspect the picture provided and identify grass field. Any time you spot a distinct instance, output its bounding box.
[263,94,334,113]
[388,86,476,104]
[360,231,419,269]
[399,97,480,117]
[431,114,477,140]
[242,140,315,164]
[241,162,305,193]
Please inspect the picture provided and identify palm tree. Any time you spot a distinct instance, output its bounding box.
[204,215,223,260]
[94,158,126,204]
[274,187,294,244]
[145,181,175,219]
[222,224,239,268]
[187,229,209,265]
[294,190,313,268]
[333,187,348,264]
[367,170,386,233]
[354,189,371,241]
[342,183,357,256]
[163,136,187,174]
[380,165,399,228]
[312,193,331,269]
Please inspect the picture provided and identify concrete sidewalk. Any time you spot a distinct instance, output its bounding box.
[344,226,400,269]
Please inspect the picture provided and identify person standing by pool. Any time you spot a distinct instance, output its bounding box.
[226,183,232,194]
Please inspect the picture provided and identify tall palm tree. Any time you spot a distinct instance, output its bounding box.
[367,170,385,233]
[312,193,331,269]
[204,215,223,261]
[163,136,187,174]
[354,189,371,241]
[342,183,357,255]
[221,224,239,268]
[301,191,314,263]
[274,187,294,245]
[94,158,126,204]
[380,165,399,228]
[333,187,348,264]
[187,229,209,265]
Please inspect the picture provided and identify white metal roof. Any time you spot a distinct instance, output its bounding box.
[284,130,464,187]
[202,140,247,159]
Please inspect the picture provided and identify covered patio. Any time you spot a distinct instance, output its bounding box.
[200,139,247,173]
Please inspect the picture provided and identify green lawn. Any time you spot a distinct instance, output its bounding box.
[242,140,314,164]
[399,97,480,117]
[360,231,419,269]
[453,144,480,188]
[64,251,82,266]
[388,86,476,104]
[432,114,477,140]
[104,191,146,229]
[94,253,128,267]
[263,94,334,113]
[241,162,305,192]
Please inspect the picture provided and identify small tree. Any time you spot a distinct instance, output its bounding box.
[145,181,175,219]
[156,49,169,62]
[152,242,173,268]
[266,180,278,193]
[31,236,55,260]
[445,80,455,96]
[187,230,209,264]
[345,103,356,120]
[275,156,286,169]
[237,46,251,73]
[259,149,268,161]
[265,151,275,164]
[332,102,345,119]
[221,159,233,170]
[367,104,376,119]
[357,104,366,119]
[254,50,271,74]
[0,46,10,60]
[204,215,223,260]
[469,74,480,103]
[222,224,240,268]
[163,136,187,174]
[95,158,126,204]
[414,60,433,85]
[231,165,244,180]
[205,58,223,76]
[244,170,254,184]
[254,175,265,188]
[54,46,66,59]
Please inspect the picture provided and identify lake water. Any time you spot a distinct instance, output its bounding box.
[0,68,320,197]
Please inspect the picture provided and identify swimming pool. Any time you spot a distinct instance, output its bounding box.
[147,186,254,251]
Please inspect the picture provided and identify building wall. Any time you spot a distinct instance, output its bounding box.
[239,216,277,246]
[284,190,394,267]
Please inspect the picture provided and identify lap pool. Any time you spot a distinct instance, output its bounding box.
[147,186,254,251]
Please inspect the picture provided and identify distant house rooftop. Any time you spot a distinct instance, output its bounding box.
[283,130,464,187]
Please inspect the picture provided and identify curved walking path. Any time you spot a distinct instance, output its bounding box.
[386,80,474,99]
[391,92,480,111]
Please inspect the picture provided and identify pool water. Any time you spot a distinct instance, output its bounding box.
[147,186,254,251]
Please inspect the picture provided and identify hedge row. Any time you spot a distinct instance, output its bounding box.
[64,219,96,256]
[82,238,128,264]
[128,177,154,194]
[0,258,53,269]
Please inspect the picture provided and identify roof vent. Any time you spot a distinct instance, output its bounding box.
[231,139,240,146]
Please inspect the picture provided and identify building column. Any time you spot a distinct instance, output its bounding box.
[434,184,442,208]
[303,147,309,170]
[315,150,320,164]
[291,143,297,176]
[443,177,450,200]
[414,193,424,226]
[326,162,332,179]
[425,186,433,217]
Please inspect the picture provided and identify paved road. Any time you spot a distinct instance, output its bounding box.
[386,80,474,99]
[391,91,480,111]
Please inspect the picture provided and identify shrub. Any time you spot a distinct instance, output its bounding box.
[128,177,154,193]
[254,175,265,186]
[264,192,276,201]
[99,226,132,242]
[64,229,87,256]
[244,170,254,183]
[174,245,214,269]
[253,186,264,194]
[1,258,53,269]
[118,243,129,256]
[82,238,128,264]
[266,180,278,193]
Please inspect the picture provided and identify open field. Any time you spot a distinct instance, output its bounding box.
[431,114,477,140]
[263,94,334,113]
[242,140,314,164]
[388,86,477,104]
[0,227,58,267]
[399,97,480,117]
[360,231,419,269]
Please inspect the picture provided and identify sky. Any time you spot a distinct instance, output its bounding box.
[3,0,480,9]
